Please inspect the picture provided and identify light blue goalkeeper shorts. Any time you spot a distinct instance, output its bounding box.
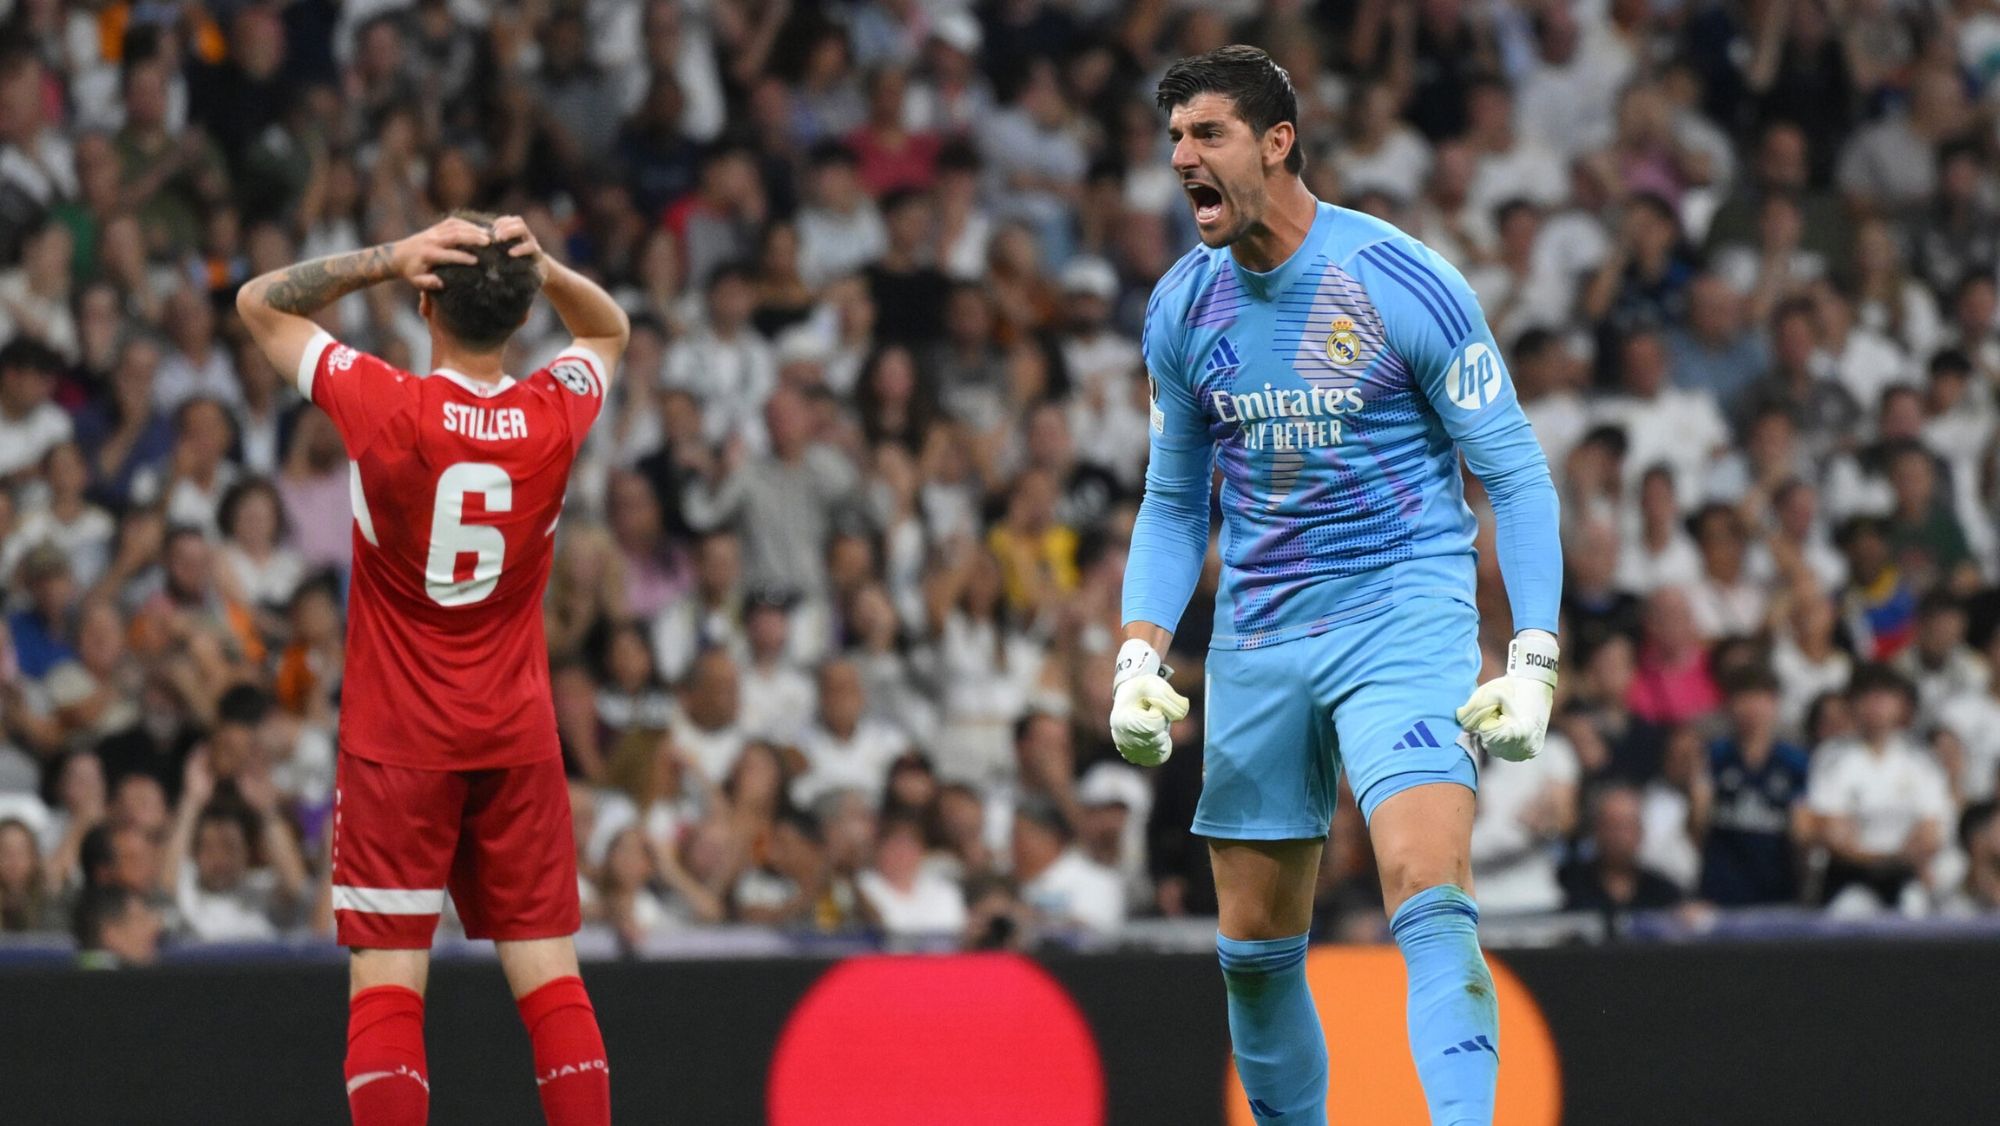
[1192,595,1480,840]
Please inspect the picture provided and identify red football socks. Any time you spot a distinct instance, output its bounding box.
[518,976,611,1126]
[346,985,430,1126]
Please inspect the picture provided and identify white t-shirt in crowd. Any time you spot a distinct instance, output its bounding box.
[739,661,817,747]
[0,402,72,478]
[1936,691,2000,804]
[1470,734,1579,914]
[1770,640,1853,739]
[668,711,748,785]
[1021,849,1125,935]
[1807,736,1954,856]
[176,863,283,942]
[792,720,910,809]
[857,868,967,936]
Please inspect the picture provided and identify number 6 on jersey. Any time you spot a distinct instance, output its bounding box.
[427,462,513,606]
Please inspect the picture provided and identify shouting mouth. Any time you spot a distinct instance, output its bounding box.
[1185,181,1224,226]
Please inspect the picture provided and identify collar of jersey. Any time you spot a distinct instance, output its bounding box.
[431,367,517,397]
[1230,199,1336,302]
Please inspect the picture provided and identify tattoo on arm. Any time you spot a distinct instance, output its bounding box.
[253,244,397,315]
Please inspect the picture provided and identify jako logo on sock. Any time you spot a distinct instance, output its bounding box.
[535,1059,609,1087]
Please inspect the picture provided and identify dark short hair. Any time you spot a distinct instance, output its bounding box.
[1835,514,1888,548]
[706,259,755,292]
[807,140,857,169]
[0,337,65,378]
[936,139,981,174]
[74,885,144,948]
[1721,663,1781,697]
[216,682,274,728]
[1846,662,1917,706]
[1578,424,1628,460]
[1155,45,1304,174]
[1928,348,1973,380]
[78,822,118,887]
[429,209,539,352]
[878,187,926,218]
[1917,590,1964,620]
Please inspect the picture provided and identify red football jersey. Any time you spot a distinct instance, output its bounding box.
[302,331,607,770]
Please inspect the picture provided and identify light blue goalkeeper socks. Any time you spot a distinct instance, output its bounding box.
[1217,931,1329,1125]
[1391,884,1499,1126]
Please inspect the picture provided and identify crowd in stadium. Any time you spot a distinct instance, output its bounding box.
[2,0,2000,965]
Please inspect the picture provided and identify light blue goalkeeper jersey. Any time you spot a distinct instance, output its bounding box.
[1124,201,1561,650]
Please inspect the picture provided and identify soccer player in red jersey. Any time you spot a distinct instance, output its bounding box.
[237,212,629,1126]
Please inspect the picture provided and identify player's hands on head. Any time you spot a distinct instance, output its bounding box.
[392,216,491,291]
[1456,630,1559,762]
[1108,638,1190,768]
[491,214,550,285]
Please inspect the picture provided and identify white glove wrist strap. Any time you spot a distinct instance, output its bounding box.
[1506,630,1560,688]
[1113,638,1172,689]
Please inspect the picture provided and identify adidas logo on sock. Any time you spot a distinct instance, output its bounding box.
[1441,1035,1497,1058]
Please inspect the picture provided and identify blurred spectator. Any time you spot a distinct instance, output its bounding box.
[0,815,54,933]
[73,885,163,969]
[1935,628,2000,806]
[0,339,71,482]
[1770,589,1853,740]
[857,813,965,938]
[1641,727,1706,893]
[1,441,112,589]
[1939,802,2000,916]
[1627,588,1720,729]
[1895,594,1988,728]
[1808,665,1953,915]
[792,658,909,810]
[1596,329,1727,512]
[797,143,884,289]
[214,479,303,616]
[681,387,861,598]
[1012,797,1123,937]
[1697,667,1811,907]
[1469,732,1579,915]
[1561,784,1684,919]
[1836,517,1919,661]
[1665,274,1765,424]
[668,649,747,782]
[1685,504,1766,640]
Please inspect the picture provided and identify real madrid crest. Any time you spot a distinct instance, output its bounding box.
[1325,315,1361,366]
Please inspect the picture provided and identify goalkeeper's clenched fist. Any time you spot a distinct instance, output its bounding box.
[1108,638,1190,767]
[1455,629,1559,762]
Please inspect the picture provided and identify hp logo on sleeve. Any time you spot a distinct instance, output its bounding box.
[1445,342,1502,411]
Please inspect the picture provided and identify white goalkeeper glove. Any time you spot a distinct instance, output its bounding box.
[1455,629,1559,763]
[1108,638,1190,768]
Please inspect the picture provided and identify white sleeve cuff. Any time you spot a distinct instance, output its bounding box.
[296,330,335,399]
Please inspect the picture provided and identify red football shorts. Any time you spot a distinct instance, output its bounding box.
[331,753,581,948]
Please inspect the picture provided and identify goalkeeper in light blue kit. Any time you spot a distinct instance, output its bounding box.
[1109,47,1562,1126]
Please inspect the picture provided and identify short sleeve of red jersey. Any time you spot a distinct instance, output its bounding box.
[541,345,609,453]
[301,331,416,456]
